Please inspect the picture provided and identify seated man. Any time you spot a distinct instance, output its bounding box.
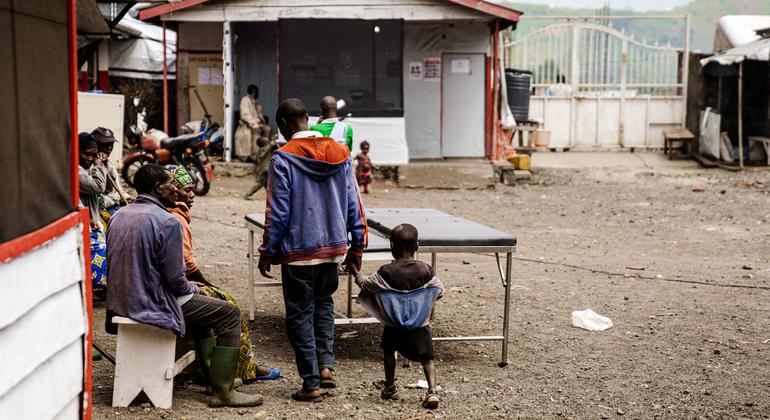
[106,164,263,408]
[92,127,128,224]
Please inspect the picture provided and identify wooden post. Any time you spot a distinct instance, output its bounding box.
[162,20,168,134]
[738,61,744,169]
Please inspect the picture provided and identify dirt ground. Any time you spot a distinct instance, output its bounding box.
[92,153,770,419]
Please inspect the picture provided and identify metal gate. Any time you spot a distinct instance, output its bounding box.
[505,16,690,148]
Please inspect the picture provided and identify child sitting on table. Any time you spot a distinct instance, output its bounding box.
[350,224,445,409]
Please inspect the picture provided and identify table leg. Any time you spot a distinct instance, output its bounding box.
[500,252,512,367]
[347,273,353,318]
[248,228,255,321]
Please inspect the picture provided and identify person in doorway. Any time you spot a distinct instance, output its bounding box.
[106,164,263,408]
[92,127,128,224]
[166,165,281,382]
[354,140,376,194]
[258,98,367,402]
[351,224,444,409]
[309,96,353,151]
[243,136,278,200]
[235,84,271,161]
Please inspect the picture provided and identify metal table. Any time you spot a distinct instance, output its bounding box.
[245,208,517,366]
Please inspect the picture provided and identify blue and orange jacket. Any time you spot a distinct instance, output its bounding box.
[258,134,367,265]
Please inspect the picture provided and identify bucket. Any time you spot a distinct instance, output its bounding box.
[533,129,550,148]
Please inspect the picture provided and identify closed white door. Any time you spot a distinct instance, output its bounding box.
[441,53,485,157]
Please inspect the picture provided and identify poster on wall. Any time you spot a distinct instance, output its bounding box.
[409,61,423,80]
[423,57,441,80]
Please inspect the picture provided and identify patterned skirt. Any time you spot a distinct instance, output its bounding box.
[197,285,259,380]
[90,230,108,291]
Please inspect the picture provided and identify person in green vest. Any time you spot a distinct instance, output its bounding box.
[309,96,353,151]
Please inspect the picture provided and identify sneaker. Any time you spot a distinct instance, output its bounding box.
[422,389,439,409]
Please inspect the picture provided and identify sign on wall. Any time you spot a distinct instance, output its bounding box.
[423,57,441,80]
[409,61,423,80]
[450,58,471,74]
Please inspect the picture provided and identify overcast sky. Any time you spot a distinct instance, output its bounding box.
[499,0,693,11]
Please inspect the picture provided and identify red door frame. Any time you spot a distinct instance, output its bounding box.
[68,0,95,417]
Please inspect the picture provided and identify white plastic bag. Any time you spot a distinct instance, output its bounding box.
[571,309,613,331]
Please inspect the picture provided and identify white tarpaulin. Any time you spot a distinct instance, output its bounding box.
[714,15,770,52]
[346,117,409,165]
[279,117,410,165]
[701,37,770,66]
[109,15,177,80]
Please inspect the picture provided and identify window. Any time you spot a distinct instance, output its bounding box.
[279,19,403,117]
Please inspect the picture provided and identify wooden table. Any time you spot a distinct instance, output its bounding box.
[663,128,694,159]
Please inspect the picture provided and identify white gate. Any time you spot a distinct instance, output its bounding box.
[505,16,690,148]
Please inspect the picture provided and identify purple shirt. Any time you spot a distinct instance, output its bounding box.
[106,194,198,336]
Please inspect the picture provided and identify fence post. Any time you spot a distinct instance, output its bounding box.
[681,14,690,128]
[619,38,627,148]
[569,23,580,147]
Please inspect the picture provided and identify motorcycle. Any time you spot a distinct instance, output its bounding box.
[122,98,215,196]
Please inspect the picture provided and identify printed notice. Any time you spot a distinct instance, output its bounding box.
[423,57,441,80]
[451,58,471,74]
[408,61,423,80]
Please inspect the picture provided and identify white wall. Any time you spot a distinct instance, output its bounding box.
[0,227,87,420]
[78,92,125,167]
[403,22,490,158]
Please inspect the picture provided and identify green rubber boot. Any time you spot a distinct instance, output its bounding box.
[208,346,263,408]
[197,337,243,392]
[196,336,217,380]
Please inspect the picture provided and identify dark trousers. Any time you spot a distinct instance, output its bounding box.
[281,263,339,391]
[182,294,241,347]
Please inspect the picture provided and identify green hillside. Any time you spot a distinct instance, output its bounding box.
[504,0,770,52]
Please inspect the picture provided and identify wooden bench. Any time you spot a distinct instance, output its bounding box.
[663,128,694,159]
[111,316,196,409]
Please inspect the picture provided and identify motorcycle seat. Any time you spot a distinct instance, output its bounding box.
[160,133,203,150]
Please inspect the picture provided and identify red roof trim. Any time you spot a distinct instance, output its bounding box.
[138,0,210,21]
[140,0,521,22]
[446,0,522,22]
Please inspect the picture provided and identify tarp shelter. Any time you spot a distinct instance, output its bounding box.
[0,0,94,418]
[110,14,178,80]
[713,15,770,53]
[701,21,770,168]
[139,0,522,162]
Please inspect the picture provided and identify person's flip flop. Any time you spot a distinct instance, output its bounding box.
[254,367,281,380]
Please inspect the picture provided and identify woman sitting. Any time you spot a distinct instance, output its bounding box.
[166,165,280,382]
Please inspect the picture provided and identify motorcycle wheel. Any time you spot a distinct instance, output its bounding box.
[185,158,210,196]
[121,155,151,187]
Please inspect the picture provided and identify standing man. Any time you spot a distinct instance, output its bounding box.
[258,98,367,402]
[310,96,354,151]
[235,84,271,161]
[107,164,263,408]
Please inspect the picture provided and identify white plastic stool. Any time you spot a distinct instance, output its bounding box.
[111,316,196,409]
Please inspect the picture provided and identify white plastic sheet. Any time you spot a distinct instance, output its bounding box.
[571,309,613,332]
